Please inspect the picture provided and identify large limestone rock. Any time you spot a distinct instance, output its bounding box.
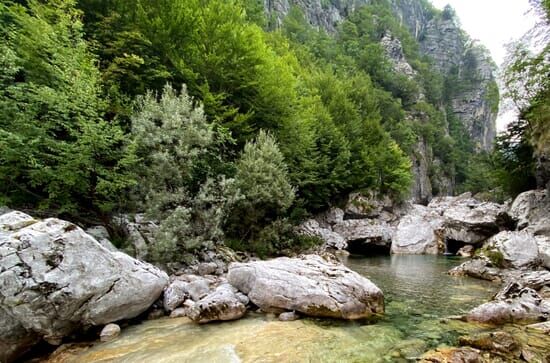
[227,255,384,320]
[429,194,508,244]
[466,282,550,325]
[333,219,394,246]
[509,189,550,236]
[391,205,443,254]
[0,212,168,362]
[482,231,542,269]
[466,270,550,324]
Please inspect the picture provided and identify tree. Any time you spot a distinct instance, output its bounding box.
[130,84,238,262]
[0,0,135,216]
[228,130,295,240]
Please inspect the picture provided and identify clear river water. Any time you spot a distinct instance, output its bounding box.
[49,255,508,363]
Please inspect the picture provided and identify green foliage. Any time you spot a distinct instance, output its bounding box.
[485,249,505,268]
[228,130,295,240]
[0,0,135,215]
[130,84,240,263]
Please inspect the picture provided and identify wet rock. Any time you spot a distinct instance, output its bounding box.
[419,346,483,363]
[448,259,501,281]
[147,309,165,320]
[163,280,190,312]
[391,204,443,254]
[297,219,347,250]
[187,283,246,323]
[0,212,168,362]
[278,311,299,321]
[99,324,121,342]
[466,285,550,325]
[458,331,521,358]
[227,255,384,320]
[482,230,541,268]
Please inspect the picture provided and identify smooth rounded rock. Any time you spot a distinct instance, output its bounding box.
[100,324,121,342]
[228,255,384,320]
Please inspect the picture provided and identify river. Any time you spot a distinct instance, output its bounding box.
[49,256,503,362]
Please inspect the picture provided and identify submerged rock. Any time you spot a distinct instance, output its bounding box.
[227,255,384,320]
[458,331,521,358]
[419,347,483,363]
[0,212,168,363]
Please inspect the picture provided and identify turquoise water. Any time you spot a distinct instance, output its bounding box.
[49,256,502,363]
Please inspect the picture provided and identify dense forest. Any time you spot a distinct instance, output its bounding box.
[0,0,547,261]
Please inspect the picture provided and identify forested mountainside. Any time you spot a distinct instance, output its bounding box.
[1,0,501,260]
[265,0,499,202]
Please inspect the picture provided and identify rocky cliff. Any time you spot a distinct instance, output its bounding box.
[264,0,499,201]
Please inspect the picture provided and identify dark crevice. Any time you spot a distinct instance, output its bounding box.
[346,239,390,256]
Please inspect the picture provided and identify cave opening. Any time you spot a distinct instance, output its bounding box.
[444,238,469,255]
[346,239,391,256]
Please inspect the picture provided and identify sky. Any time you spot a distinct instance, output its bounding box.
[429,0,538,131]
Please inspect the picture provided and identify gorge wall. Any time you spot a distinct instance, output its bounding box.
[264,0,499,202]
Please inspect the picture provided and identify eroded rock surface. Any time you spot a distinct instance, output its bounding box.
[466,284,550,325]
[0,212,168,362]
[227,255,384,319]
[391,205,443,254]
[297,219,347,250]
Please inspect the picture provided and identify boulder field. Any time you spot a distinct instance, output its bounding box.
[0,210,384,362]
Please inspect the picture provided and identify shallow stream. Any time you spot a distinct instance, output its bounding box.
[51,256,507,362]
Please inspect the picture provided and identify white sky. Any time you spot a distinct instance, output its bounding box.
[430,0,538,131]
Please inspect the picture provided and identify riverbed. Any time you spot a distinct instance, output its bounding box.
[48,256,503,362]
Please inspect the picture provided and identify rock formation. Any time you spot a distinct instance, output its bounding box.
[227,255,384,319]
[0,211,168,363]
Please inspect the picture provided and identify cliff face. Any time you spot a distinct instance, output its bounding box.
[264,0,498,201]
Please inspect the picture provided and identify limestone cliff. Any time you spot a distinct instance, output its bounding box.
[264,0,499,201]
